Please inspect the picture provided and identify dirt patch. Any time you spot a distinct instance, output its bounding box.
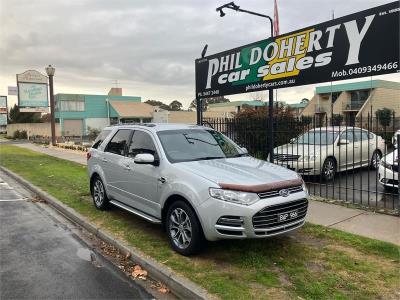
[289,232,327,249]
[305,262,325,273]
[273,265,292,287]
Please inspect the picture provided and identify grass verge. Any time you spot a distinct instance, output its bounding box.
[1,144,399,300]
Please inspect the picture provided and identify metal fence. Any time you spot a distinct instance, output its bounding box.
[203,113,400,212]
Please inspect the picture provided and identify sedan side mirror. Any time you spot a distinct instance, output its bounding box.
[338,139,350,146]
[134,153,155,165]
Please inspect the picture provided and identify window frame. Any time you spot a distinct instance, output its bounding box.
[126,129,159,161]
[104,129,133,156]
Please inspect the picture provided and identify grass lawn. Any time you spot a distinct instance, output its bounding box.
[1,144,399,300]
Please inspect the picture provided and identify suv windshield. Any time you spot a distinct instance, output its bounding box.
[157,129,245,163]
[294,131,339,145]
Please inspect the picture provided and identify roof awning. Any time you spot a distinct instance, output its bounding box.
[109,101,154,118]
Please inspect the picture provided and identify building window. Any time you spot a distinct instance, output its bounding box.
[350,90,370,102]
[59,101,85,112]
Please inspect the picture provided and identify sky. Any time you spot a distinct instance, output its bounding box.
[0,0,398,109]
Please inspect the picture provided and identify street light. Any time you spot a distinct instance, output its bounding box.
[45,65,56,146]
[215,2,275,162]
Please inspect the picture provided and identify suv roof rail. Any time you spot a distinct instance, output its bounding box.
[111,122,157,127]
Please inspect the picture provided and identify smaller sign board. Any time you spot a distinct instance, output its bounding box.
[8,86,18,96]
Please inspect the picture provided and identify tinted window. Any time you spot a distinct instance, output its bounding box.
[353,130,362,142]
[104,130,131,156]
[362,131,370,141]
[295,131,339,145]
[341,131,354,143]
[92,129,111,149]
[127,131,157,158]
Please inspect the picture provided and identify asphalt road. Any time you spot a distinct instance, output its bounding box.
[305,167,399,209]
[0,170,152,300]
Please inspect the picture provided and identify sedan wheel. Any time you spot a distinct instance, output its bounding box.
[370,151,381,170]
[322,158,336,181]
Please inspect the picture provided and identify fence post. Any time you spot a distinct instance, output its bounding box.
[398,134,400,197]
[268,88,274,162]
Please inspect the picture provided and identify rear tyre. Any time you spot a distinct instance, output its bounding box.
[321,158,336,182]
[91,176,109,210]
[370,151,381,170]
[166,201,205,256]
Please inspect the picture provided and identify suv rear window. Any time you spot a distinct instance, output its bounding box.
[92,130,111,149]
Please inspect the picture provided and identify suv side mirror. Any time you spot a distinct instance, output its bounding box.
[338,139,350,146]
[241,147,248,154]
[134,153,155,164]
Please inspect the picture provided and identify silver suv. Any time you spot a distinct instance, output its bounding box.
[87,124,308,255]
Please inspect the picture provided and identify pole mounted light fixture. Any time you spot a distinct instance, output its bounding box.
[214,2,275,162]
[45,64,55,76]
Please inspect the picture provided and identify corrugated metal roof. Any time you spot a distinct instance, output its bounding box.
[109,101,154,118]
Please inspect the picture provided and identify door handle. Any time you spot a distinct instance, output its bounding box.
[123,165,131,171]
[101,158,108,163]
[158,177,166,184]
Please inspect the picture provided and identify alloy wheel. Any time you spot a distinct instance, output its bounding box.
[93,179,105,206]
[169,208,192,249]
[323,160,335,180]
[371,152,381,169]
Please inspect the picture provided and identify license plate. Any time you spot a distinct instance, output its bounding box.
[278,210,298,222]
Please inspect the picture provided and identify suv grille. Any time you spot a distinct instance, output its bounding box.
[275,154,300,161]
[258,185,303,199]
[252,199,308,229]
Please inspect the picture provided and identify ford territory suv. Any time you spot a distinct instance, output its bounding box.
[87,124,309,255]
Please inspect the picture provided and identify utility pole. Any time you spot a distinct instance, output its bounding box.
[45,65,56,146]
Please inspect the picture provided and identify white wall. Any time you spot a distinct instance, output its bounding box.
[85,118,110,133]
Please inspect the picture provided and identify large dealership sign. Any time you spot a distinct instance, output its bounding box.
[195,1,399,98]
[17,70,49,112]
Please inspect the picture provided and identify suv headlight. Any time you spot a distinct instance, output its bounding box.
[209,188,260,206]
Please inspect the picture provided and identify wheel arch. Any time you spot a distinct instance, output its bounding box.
[161,194,204,234]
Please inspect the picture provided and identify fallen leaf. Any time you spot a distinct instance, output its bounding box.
[125,252,131,259]
[131,265,148,279]
[158,287,169,294]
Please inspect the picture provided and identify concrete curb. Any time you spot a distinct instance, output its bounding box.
[0,166,212,300]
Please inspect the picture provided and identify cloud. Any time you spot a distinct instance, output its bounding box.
[0,0,398,108]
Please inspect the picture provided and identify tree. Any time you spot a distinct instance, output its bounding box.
[169,100,183,111]
[375,108,393,127]
[332,114,344,126]
[8,104,41,124]
[189,96,230,111]
[144,100,170,110]
[40,113,51,123]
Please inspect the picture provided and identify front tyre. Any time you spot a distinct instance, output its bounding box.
[321,157,336,181]
[91,176,109,210]
[370,150,381,170]
[166,201,204,256]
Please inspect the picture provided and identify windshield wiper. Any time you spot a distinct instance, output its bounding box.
[229,153,248,158]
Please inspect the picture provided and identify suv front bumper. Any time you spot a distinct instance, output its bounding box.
[197,191,309,241]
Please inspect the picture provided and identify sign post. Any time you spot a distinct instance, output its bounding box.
[195,1,399,159]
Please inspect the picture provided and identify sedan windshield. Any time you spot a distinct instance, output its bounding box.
[157,129,245,163]
[294,131,339,145]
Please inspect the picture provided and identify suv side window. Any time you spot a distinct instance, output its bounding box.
[104,129,131,156]
[92,129,111,149]
[127,130,158,159]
